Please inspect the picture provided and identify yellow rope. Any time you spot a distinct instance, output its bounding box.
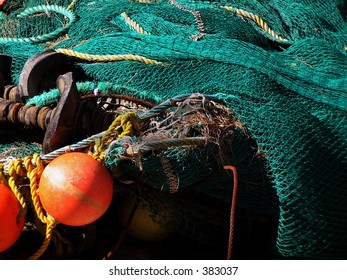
[25,155,50,224]
[29,215,56,260]
[8,158,26,178]
[67,0,78,10]
[221,6,288,42]
[91,112,140,161]
[6,159,27,221]
[121,12,150,35]
[0,155,57,259]
[24,154,58,260]
[55,48,164,65]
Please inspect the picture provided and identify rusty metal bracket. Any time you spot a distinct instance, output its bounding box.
[43,72,81,154]
[1,51,155,155]
[0,72,80,154]
[18,50,70,99]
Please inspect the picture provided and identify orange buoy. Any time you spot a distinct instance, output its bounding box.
[0,183,25,252]
[39,152,113,226]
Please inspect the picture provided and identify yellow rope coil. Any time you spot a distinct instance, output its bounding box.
[0,154,57,259]
[121,12,151,35]
[221,6,288,42]
[55,48,164,65]
[91,112,140,161]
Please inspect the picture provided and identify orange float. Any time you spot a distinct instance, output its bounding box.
[0,183,25,252]
[39,152,113,226]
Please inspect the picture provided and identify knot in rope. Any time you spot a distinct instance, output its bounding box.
[8,159,26,180]
[24,153,44,177]
[118,111,140,138]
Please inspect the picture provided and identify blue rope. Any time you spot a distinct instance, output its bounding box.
[137,94,223,121]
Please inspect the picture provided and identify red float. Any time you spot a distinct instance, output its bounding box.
[0,183,25,252]
[39,152,113,226]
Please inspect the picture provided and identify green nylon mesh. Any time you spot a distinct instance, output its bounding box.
[1,0,347,258]
[0,123,43,158]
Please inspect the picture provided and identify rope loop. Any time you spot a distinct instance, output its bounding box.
[0,152,58,259]
[0,5,76,44]
[27,164,46,224]
[7,176,27,222]
[24,154,58,259]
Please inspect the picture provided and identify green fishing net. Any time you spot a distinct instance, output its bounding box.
[0,0,346,259]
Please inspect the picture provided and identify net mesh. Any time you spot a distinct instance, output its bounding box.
[0,0,347,259]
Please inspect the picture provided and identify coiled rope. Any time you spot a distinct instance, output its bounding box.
[0,5,76,44]
[0,154,57,260]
